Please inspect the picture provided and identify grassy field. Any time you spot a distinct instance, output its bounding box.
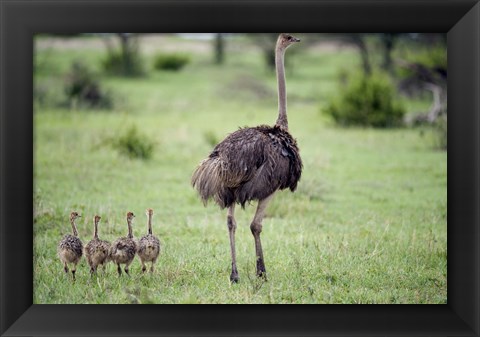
[33,34,446,304]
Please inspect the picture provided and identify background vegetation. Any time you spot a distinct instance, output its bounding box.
[34,33,446,304]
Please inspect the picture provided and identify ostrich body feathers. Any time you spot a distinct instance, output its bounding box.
[109,237,136,264]
[137,234,160,263]
[84,238,111,268]
[58,234,83,264]
[192,125,302,209]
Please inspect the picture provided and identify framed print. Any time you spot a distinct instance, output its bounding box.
[1,0,479,336]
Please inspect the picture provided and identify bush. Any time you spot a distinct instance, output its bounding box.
[399,45,446,78]
[102,50,145,77]
[397,45,447,99]
[324,71,405,128]
[203,130,219,147]
[112,126,155,160]
[64,62,113,109]
[153,53,190,71]
[101,33,145,77]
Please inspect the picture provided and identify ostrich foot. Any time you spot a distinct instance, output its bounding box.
[230,271,239,283]
[256,259,267,280]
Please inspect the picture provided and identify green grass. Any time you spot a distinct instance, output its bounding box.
[33,34,446,304]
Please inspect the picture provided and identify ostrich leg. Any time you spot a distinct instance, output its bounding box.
[117,263,122,276]
[227,204,239,283]
[250,194,274,279]
[71,263,78,281]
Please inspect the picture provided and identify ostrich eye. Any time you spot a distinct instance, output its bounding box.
[287,36,292,41]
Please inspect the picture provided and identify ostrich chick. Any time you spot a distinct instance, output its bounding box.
[57,211,83,280]
[137,208,161,273]
[110,212,137,276]
[84,215,111,275]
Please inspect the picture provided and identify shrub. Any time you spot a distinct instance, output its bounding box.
[399,45,447,78]
[153,53,190,71]
[64,62,113,109]
[203,130,219,147]
[324,71,405,128]
[397,45,447,99]
[112,126,155,160]
[102,50,145,77]
[101,33,145,77]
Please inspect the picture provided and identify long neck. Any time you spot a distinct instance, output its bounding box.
[93,220,98,239]
[147,214,153,235]
[70,219,78,237]
[127,219,133,239]
[275,46,288,130]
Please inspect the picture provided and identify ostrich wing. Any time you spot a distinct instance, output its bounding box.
[210,127,270,188]
[192,125,301,208]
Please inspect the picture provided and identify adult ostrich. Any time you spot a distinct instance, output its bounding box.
[192,33,302,282]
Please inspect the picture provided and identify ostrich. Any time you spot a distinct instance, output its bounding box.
[137,208,161,273]
[109,212,137,276]
[57,211,83,280]
[84,215,111,275]
[192,33,302,282]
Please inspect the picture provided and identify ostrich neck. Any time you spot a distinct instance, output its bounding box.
[147,215,153,235]
[70,219,78,237]
[94,220,99,239]
[275,46,288,130]
[127,220,133,239]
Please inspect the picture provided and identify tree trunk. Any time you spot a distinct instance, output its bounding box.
[118,33,131,76]
[350,34,371,76]
[214,33,225,65]
[381,34,396,74]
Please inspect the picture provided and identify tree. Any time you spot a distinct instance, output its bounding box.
[214,33,225,65]
[319,34,372,76]
[348,34,372,76]
[101,33,145,77]
[379,33,399,74]
[250,33,278,71]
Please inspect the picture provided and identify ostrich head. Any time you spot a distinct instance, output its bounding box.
[126,211,135,221]
[94,215,101,223]
[70,211,81,221]
[146,208,154,217]
[277,33,301,51]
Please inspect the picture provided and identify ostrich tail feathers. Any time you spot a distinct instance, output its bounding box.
[191,157,231,209]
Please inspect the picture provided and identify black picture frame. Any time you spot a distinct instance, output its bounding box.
[1,0,479,336]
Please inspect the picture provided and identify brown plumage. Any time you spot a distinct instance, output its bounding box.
[84,215,111,275]
[57,211,83,280]
[192,125,302,209]
[137,208,161,273]
[109,212,137,276]
[192,34,303,282]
